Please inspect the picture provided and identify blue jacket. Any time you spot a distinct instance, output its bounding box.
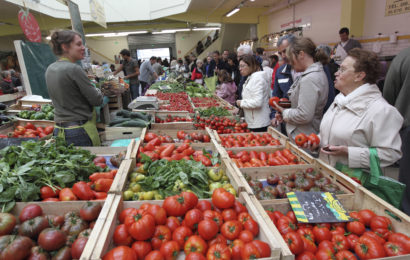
[270,64,293,119]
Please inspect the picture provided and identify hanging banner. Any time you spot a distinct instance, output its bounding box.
[385,0,410,16]
[18,8,41,43]
[90,0,107,28]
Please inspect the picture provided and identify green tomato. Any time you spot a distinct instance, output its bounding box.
[142,191,154,200]
[223,184,236,196]
[221,174,229,182]
[154,194,163,200]
[131,173,145,182]
[132,192,142,200]
[130,183,141,193]
[135,165,147,174]
[172,180,185,192]
[123,190,134,200]
[209,182,222,192]
[207,169,223,182]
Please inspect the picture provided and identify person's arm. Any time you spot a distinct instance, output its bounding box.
[383,61,401,106]
[125,66,140,80]
[270,70,283,119]
[207,61,215,77]
[282,77,319,125]
[113,64,123,76]
[72,65,103,106]
[240,75,267,109]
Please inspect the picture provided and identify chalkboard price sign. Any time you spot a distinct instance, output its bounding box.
[287,191,352,223]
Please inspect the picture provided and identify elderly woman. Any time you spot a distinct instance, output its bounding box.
[191,59,204,84]
[310,49,403,168]
[1,70,18,94]
[236,55,270,132]
[272,37,329,139]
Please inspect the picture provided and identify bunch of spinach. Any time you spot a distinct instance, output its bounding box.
[0,138,101,212]
[138,154,212,199]
[198,107,231,117]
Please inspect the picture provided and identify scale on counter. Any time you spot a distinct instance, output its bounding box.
[128,96,159,110]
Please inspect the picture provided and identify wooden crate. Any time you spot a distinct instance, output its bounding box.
[100,126,144,142]
[253,186,410,260]
[151,113,194,130]
[142,129,212,148]
[0,120,55,136]
[232,162,356,205]
[10,198,111,260]
[108,94,123,111]
[88,192,281,260]
[80,146,128,156]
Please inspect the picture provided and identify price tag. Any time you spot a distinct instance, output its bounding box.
[287,191,352,223]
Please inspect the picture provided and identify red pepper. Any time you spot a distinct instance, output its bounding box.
[72,181,95,200]
[93,178,113,193]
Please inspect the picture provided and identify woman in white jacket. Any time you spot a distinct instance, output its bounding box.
[308,49,403,168]
[236,55,271,132]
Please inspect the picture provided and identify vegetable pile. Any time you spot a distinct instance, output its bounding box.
[105,190,271,259]
[194,115,249,134]
[245,167,344,200]
[0,139,106,212]
[148,92,194,113]
[154,115,193,123]
[0,202,101,259]
[144,131,211,144]
[2,122,54,138]
[267,208,410,258]
[185,83,213,98]
[219,132,281,148]
[17,104,54,121]
[110,110,151,127]
[229,149,303,168]
[197,107,231,117]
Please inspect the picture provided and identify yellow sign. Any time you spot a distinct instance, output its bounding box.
[89,0,107,28]
[385,0,410,16]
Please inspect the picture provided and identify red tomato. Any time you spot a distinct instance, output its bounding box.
[198,219,219,241]
[346,233,359,249]
[241,242,261,260]
[221,209,237,221]
[296,251,316,260]
[186,252,206,260]
[212,188,235,209]
[102,246,137,260]
[40,186,59,199]
[220,220,242,240]
[244,219,259,236]
[144,250,164,260]
[203,210,224,228]
[151,225,171,250]
[384,241,407,256]
[294,133,308,147]
[316,248,335,260]
[346,220,366,236]
[206,243,231,260]
[125,212,156,241]
[172,226,193,248]
[358,209,376,227]
[277,216,297,235]
[297,227,316,243]
[166,216,180,232]
[163,194,189,217]
[388,232,410,252]
[147,205,167,225]
[301,235,317,254]
[313,225,332,243]
[208,234,228,247]
[370,216,393,238]
[318,240,336,253]
[132,241,151,259]
[184,235,208,255]
[354,236,386,259]
[308,133,320,146]
[119,208,138,224]
[196,201,213,212]
[160,241,179,260]
[113,224,133,246]
[362,231,386,245]
[269,96,280,107]
[238,230,254,243]
[284,231,304,255]
[331,234,349,251]
[19,204,42,223]
[184,209,203,230]
[335,250,356,260]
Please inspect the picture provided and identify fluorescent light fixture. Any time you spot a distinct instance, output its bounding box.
[153,28,191,34]
[250,0,255,2]
[192,27,220,31]
[226,8,240,17]
[85,31,148,37]
[46,36,51,40]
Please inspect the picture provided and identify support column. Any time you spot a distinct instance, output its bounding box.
[340,0,366,37]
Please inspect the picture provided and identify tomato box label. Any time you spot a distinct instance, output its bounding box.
[287,191,352,223]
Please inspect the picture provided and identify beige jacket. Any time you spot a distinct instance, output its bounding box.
[319,83,403,168]
[282,62,328,139]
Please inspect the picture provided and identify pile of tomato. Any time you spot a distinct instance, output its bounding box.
[139,143,217,166]
[104,189,271,260]
[194,115,249,134]
[40,156,116,202]
[219,133,281,148]
[145,131,211,144]
[154,115,194,123]
[1,123,54,138]
[229,149,303,168]
[295,133,320,147]
[267,209,410,259]
[0,202,102,259]
[149,93,194,113]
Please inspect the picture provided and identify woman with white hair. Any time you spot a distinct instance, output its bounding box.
[1,70,18,94]
[191,59,204,84]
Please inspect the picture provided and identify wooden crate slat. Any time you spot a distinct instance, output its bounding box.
[108,159,135,194]
[101,126,144,141]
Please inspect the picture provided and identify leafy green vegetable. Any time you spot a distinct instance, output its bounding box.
[0,138,103,212]
[198,107,231,117]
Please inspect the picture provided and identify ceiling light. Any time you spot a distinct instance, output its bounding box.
[250,0,255,1]
[193,27,220,31]
[85,31,148,37]
[46,36,51,40]
[226,8,240,17]
[153,29,191,34]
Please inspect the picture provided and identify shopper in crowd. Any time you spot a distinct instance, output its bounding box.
[46,30,103,146]
[255,47,264,64]
[189,54,197,72]
[163,58,170,68]
[110,64,115,72]
[205,36,212,48]
[334,27,362,65]
[262,60,273,93]
[271,37,329,139]
[383,46,410,214]
[207,51,227,77]
[191,59,204,84]
[222,50,229,63]
[236,55,271,132]
[9,69,22,87]
[227,52,240,87]
[139,56,158,95]
[304,49,402,173]
[236,44,254,100]
[152,57,164,77]
[113,49,140,99]
[170,58,178,71]
[196,41,204,56]
[316,44,336,112]
[1,70,18,94]
[216,69,237,106]
[205,56,212,76]
[213,30,219,41]
[271,34,296,134]
[176,59,184,74]
[269,55,279,90]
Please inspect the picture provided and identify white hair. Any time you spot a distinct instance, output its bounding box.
[237,45,253,55]
[261,60,270,67]
[196,59,203,65]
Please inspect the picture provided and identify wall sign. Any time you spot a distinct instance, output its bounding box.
[287,191,352,223]
[385,0,410,16]
[280,17,311,30]
[89,0,107,28]
[18,8,41,42]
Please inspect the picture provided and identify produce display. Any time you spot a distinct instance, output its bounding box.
[197,106,231,117]
[149,80,185,93]
[229,149,303,168]
[0,202,101,259]
[295,132,320,147]
[219,132,282,148]
[144,130,211,143]
[244,167,344,200]
[0,139,110,211]
[0,122,54,138]
[147,92,194,113]
[194,115,249,134]
[17,104,54,121]
[0,113,12,126]
[266,208,410,259]
[185,83,213,98]
[110,110,151,127]
[106,190,272,259]
[154,115,193,123]
[191,96,232,110]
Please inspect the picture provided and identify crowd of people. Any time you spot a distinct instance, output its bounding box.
[0,69,21,95]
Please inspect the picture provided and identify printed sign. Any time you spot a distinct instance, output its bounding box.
[385,0,410,16]
[287,191,352,223]
[90,0,107,28]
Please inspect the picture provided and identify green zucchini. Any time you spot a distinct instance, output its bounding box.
[116,109,131,118]
[109,117,129,126]
[130,111,150,121]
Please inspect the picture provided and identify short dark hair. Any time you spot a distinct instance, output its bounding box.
[150,56,157,61]
[348,48,380,84]
[213,50,220,56]
[239,54,260,74]
[217,69,233,83]
[120,49,131,57]
[339,27,349,35]
[50,30,81,56]
[269,55,279,63]
[256,47,264,55]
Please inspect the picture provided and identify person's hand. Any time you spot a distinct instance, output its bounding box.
[302,140,320,152]
[271,118,279,127]
[232,107,239,115]
[320,145,348,156]
[236,100,242,107]
[275,113,283,123]
[271,101,284,113]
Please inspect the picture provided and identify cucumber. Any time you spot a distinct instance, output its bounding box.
[116,109,131,118]
[114,119,149,127]
[109,117,129,126]
[130,111,150,121]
